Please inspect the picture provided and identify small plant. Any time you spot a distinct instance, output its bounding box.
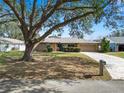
[63,47,80,52]
[74,47,80,52]
[101,37,110,53]
[47,45,53,52]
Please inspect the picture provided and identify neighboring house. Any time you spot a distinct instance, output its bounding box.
[36,37,100,52]
[107,37,124,52]
[0,38,25,51]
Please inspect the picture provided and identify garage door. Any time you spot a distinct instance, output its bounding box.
[79,44,98,52]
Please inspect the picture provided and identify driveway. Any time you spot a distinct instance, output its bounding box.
[81,52,124,80]
[0,79,124,93]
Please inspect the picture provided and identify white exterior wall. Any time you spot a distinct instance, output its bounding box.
[19,44,25,51]
[0,43,25,52]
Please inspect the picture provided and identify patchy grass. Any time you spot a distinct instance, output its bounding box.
[39,52,85,57]
[106,52,124,58]
[0,51,23,65]
[0,51,111,80]
[34,52,93,60]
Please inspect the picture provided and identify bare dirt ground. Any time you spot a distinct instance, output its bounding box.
[0,52,111,80]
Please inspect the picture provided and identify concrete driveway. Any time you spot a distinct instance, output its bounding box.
[81,52,124,80]
[0,79,124,93]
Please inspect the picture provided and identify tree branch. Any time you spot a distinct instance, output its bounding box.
[33,0,79,32]
[34,11,94,43]
[29,0,37,30]
[57,6,96,11]
[35,0,113,43]
[20,0,25,20]
[3,0,23,24]
[0,13,13,18]
[0,19,17,24]
[45,0,52,11]
[4,0,29,40]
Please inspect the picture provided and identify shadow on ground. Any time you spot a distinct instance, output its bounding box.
[1,79,124,93]
[0,79,68,93]
[0,57,104,80]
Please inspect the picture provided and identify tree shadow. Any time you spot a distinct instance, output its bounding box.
[0,55,111,80]
[84,74,100,79]
[0,79,82,93]
[0,57,99,80]
[0,79,63,93]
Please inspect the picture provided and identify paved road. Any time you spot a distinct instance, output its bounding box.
[0,79,124,93]
[81,52,124,80]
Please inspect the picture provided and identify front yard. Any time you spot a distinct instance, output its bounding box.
[0,51,111,80]
[106,52,124,58]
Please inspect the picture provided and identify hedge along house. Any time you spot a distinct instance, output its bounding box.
[36,37,100,52]
[107,37,124,52]
[0,38,25,52]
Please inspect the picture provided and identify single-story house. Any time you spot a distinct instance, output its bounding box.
[0,38,25,52]
[107,37,124,52]
[36,37,100,52]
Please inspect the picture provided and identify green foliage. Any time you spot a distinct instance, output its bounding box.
[0,22,23,40]
[63,47,80,52]
[47,45,53,52]
[0,51,23,64]
[101,38,110,53]
[0,0,119,39]
[58,44,64,51]
[108,29,124,37]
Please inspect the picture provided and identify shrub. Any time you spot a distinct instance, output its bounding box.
[47,47,53,52]
[47,45,53,52]
[58,44,64,51]
[12,47,19,50]
[63,47,80,52]
[74,47,80,52]
[101,37,110,53]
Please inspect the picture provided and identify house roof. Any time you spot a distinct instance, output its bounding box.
[108,37,124,44]
[43,37,99,44]
[0,37,24,44]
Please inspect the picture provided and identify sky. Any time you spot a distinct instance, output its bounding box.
[55,0,124,40]
[1,0,123,40]
[61,22,113,40]
[84,23,112,40]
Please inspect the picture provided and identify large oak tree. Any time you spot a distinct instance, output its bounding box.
[0,0,119,61]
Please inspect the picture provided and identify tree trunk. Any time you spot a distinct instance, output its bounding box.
[21,43,35,61]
